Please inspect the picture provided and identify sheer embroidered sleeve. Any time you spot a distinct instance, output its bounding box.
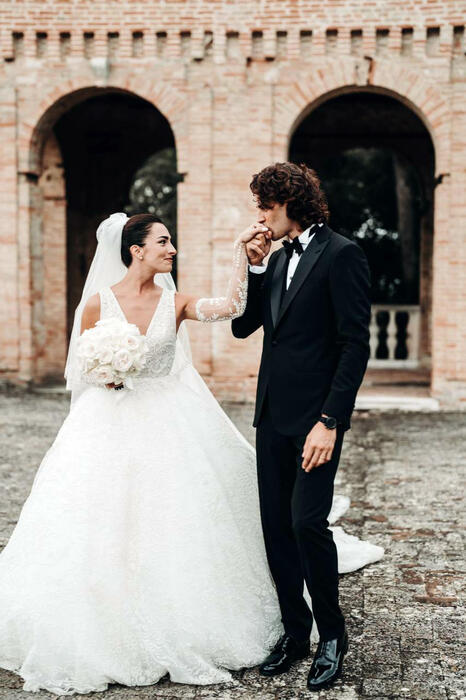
[194,239,248,322]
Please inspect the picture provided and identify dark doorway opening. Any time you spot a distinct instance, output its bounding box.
[53,91,179,335]
[289,91,435,306]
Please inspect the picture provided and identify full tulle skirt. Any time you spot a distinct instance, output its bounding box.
[0,376,383,695]
[0,378,282,694]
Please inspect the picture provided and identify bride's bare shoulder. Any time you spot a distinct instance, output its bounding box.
[81,294,101,332]
[174,292,193,309]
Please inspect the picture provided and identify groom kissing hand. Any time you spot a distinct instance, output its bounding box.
[233,162,371,692]
[245,231,336,471]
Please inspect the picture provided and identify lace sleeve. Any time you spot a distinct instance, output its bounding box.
[195,239,248,322]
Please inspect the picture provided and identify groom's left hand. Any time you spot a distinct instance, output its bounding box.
[301,421,336,472]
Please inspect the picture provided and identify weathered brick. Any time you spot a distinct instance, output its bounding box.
[0,0,464,405]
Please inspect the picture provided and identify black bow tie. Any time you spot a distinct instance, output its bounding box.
[282,237,304,259]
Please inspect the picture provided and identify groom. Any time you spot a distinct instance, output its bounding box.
[232,162,371,692]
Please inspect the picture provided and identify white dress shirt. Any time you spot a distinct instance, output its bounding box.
[249,223,323,289]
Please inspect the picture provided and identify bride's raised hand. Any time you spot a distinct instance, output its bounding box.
[238,223,271,243]
[179,223,271,323]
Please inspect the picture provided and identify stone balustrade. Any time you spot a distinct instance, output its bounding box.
[369,305,421,368]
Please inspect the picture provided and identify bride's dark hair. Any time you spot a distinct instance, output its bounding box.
[121,213,165,267]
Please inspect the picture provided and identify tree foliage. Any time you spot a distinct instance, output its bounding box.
[125,147,182,242]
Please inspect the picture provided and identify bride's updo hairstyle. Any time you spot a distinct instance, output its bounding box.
[121,213,165,267]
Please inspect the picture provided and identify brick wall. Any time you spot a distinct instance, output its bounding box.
[0,0,465,406]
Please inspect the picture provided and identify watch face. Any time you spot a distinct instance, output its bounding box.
[326,417,337,429]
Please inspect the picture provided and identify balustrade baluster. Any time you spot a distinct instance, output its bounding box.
[386,309,397,360]
[406,307,420,361]
[369,310,378,359]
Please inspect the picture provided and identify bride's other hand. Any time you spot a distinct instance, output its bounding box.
[246,233,272,266]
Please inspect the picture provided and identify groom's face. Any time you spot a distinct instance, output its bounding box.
[256,202,292,240]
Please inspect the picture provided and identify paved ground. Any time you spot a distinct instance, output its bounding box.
[0,390,464,700]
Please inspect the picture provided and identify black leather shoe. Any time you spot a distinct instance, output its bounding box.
[259,634,310,677]
[307,630,348,691]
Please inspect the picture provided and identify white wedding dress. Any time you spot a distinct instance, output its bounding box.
[0,236,383,696]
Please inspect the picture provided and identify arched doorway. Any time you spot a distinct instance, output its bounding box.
[289,90,435,375]
[32,89,179,382]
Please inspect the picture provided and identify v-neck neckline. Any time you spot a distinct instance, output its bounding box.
[108,286,165,337]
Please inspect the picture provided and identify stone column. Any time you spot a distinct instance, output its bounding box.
[0,85,19,378]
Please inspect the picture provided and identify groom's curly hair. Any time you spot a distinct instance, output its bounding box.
[250,162,329,228]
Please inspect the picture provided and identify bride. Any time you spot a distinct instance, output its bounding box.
[0,212,383,696]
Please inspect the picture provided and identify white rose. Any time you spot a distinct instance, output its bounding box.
[89,365,115,385]
[96,318,121,332]
[87,324,105,338]
[98,348,114,364]
[112,349,133,373]
[124,334,140,351]
[79,339,99,359]
[81,357,97,373]
[126,323,140,335]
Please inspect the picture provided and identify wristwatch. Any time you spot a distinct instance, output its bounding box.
[319,415,338,430]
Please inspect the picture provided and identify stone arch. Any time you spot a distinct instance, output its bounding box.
[290,90,436,370]
[21,80,187,382]
[20,76,188,176]
[281,65,449,391]
[272,60,450,175]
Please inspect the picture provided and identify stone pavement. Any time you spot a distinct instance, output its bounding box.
[0,390,464,700]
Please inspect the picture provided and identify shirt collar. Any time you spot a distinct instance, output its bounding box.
[298,224,318,246]
[287,222,323,248]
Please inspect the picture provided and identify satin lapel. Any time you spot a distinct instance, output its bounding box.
[270,249,287,328]
[276,226,331,329]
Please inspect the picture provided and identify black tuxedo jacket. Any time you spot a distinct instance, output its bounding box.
[232,224,371,434]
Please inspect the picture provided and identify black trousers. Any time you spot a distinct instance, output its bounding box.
[256,399,345,642]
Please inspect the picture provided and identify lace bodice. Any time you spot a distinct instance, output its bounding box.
[95,238,248,384]
[99,286,177,379]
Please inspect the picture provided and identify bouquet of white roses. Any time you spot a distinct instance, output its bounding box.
[77,318,149,390]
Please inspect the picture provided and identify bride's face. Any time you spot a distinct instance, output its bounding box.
[141,223,177,273]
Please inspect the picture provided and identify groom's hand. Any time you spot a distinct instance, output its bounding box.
[302,422,336,472]
[246,232,271,266]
